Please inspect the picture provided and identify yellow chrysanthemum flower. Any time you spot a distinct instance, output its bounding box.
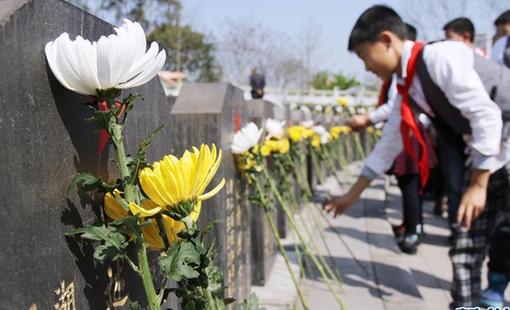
[142,202,201,250]
[329,126,351,139]
[261,144,271,157]
[366,127,375,134]
[262,138,290,155]
[375,129,383,137]
[311,135,321,148]
[288,125,305,143]
[104,189,162,219]
[330,126,342,140]
[104,191,201,250]
[303,128,314,139]
[139,144,225,210]
[336,97,349,108]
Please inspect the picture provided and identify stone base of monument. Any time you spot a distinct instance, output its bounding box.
[250,246,301,310]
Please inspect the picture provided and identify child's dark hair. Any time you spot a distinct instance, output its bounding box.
[405,23,417,41]
[348,5,407,51]
[495,10,510,26]
[443,17,475,42]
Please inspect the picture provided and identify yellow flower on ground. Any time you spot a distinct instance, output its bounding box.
[375,129,383,137]
[366,127,374,134]
[139,144,225,210]
[336,97,349,108]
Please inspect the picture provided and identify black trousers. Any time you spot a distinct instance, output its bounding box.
[397,173,423,234]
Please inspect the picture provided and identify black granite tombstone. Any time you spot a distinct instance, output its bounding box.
[0,0,175,308]
[169,83,251,308]
[244,99,277,286]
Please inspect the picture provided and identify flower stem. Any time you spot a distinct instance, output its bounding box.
[110,115,157,308]
[135,238,159,310]
[111,124,134,202]
[280,169,345,292]
[254,177,310,310]
[262,167,345,310]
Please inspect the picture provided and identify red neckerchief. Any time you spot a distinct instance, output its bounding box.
[397,42,429,190]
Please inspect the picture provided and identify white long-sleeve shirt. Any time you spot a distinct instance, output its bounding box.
[362,40,508,179]
[368,77,397,124]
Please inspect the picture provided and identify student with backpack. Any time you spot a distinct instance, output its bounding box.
[325,5,510,308]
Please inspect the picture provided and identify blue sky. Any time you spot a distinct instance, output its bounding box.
[181,0,397,80]
[84,0,502,82]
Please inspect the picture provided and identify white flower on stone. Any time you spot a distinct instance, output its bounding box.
[231,122,263,154]
[301,120,314,128]
[265,118,286,140]
[314,105,323,112]
[45,19,166,96]
[312,125,327,135]
[289,103,298,110]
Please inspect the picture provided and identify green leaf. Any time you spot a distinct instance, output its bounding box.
[241,293,265,310]
[110,215,144,239]
[128,301,142,310]
[67,224,128,261]
[159,241,201,281]
[86,107,116,131]
[67,172,113,194]
[134,123,167,166]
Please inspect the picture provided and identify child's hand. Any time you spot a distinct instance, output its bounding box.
[457,185,487,230]
[347,113,371,132]
[324,194,355,218]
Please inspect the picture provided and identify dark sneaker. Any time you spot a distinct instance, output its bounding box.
[398,234,419,254]
[392,224,405,243]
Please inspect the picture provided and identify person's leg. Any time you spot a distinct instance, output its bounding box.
[480,169,510,307]
[397,174,420,235]
[396,174,421,254]
[449,168,508,307]
[439,142,465,226]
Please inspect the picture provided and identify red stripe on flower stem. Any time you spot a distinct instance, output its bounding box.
[96,100,125,156]
[97,100,109,156]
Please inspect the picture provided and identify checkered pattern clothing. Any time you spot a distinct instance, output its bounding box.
[449,167,510,308]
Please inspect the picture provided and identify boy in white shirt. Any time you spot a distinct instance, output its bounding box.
[325,5,510,308]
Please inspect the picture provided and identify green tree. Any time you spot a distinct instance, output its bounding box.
[311,71,359,90]
[148,24,222,82]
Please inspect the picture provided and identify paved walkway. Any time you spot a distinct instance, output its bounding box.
[254,162,509,309]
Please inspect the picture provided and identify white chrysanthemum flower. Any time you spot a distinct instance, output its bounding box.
[301,120,314,128]
[312,125,327,135]
[265,118,286,140]
[320,132,330,145]
[314,105,323,112]
[45,19,166,96]
[231,122,263,154]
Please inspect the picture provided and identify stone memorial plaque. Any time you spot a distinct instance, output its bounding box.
[169,83,251,307]
[0,0,174,308]
[244,100,277,286]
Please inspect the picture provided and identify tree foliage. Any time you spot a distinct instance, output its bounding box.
[148,24,222,82]
[311,71,360,90]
